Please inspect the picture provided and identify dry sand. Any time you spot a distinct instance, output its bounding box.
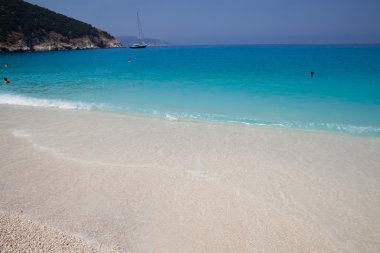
[0,105,380,252]
[0,212,104,253]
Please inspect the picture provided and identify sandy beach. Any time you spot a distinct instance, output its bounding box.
[0,104,379,252]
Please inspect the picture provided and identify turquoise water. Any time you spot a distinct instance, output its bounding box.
[1,45,380,135]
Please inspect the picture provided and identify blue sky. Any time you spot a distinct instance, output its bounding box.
[26,0,380,44]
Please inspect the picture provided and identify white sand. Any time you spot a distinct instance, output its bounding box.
[0,212,103,253]
[0,105,379,252]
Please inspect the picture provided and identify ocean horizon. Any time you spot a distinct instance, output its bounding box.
[1,44,380,136]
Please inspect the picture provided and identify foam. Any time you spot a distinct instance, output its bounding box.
[165,114,178,121]
[157,112,380,136]
[0,94,105,111]
[2,93,379,136]
[287,121,380,135]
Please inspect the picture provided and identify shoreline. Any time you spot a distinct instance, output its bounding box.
[0,97,379,138]
[1,104,379,252]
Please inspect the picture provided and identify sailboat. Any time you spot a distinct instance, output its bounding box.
[129,12,147,49]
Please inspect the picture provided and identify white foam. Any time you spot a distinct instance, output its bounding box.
[165,114,178,121]
[0,94,104,111]
[291,121,380,135]
[3,94,378,135]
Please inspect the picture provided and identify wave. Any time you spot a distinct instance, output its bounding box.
[280,121,380,135]
[0,94,107,111]
[1,93,379,136]
[150,111,380,136]
[204,114,380,136]
[165,114,179,121]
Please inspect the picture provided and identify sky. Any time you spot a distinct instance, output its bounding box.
[26,0,380,45]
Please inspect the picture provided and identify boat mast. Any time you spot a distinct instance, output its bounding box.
[137,12,145,44]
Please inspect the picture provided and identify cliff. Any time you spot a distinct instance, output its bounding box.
[0,0,122,52]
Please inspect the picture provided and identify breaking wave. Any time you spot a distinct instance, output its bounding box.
[146,111,380,136]
[0,94,107,111]
[1,93,379,136]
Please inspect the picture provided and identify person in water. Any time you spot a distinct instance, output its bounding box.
[3,77,10,84]
[310,71,315,77]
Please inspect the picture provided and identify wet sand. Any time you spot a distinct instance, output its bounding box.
[0,105,379,252]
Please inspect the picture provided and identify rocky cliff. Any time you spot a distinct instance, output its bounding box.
[0,0,122,52]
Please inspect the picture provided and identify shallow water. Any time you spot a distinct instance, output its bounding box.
[1,45,380,135]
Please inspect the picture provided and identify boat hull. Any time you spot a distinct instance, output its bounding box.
[129,45,147,49]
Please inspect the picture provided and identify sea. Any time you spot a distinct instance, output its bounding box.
[1,45,380,136]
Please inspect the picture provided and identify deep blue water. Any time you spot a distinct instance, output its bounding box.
[1,45,380,135]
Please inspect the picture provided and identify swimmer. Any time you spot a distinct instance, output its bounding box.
[4,64,8,68]
[310,71,314,77]
[3,77,10,84]
[128,59,132,63]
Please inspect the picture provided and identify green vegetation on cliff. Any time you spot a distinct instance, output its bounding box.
[0,0,121,52]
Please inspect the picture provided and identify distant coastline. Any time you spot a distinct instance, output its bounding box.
[116,36,171,47]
